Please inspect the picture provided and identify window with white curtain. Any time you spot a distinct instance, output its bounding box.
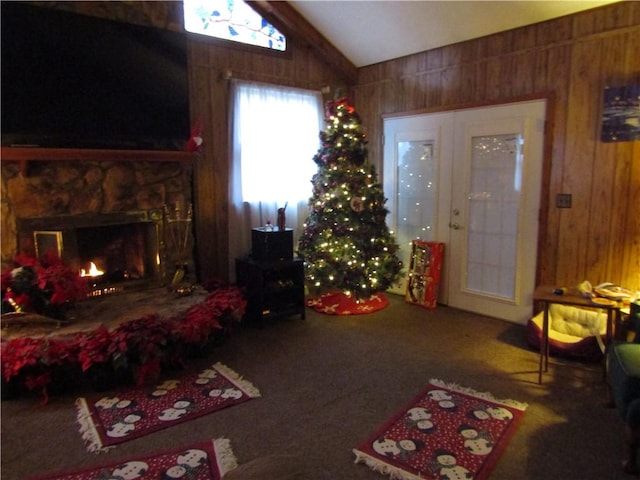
[228,81,323,278]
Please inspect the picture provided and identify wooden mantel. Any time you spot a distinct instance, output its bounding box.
[1,146,195,174]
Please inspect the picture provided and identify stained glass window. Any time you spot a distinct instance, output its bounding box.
[183,0,286,51]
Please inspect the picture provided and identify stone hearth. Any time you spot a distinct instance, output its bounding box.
[1,286,209,341]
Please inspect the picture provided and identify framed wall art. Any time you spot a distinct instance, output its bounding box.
[601,84,640,142]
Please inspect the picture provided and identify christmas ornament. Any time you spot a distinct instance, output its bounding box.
[350,197,365,213]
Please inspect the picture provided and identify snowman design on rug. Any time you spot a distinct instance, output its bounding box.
[204,385,243,400]
[458,424,494,455]
[405,406,436,433]
[158,398,196,422]
[95,396,136,413]
[429,449,472,480]
[161,448,209,479]
[486,405,514,421]
[106,411,145,438]
[149,379,181,398]
[372,437,425,461]
[468,404,513,422]
[193,368,218,386]
[427,389,459,411]
[97,460,149,480]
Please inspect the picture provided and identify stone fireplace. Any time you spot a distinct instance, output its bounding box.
[1,154,195,294]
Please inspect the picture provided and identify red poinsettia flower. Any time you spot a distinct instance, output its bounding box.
[13,252,40,269]
[1,251,88,315]
[1,336,75,404]
[73,326,115,372]
[1,337,73,381]
[37,250,88,304]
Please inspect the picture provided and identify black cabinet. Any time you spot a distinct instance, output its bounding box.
[235,257,305,324]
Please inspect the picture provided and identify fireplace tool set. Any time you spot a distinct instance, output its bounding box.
[163,203,193,293]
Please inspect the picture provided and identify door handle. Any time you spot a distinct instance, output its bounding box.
[449,222,462,230]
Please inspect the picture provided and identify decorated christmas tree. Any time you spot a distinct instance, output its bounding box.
[298,98,402,305]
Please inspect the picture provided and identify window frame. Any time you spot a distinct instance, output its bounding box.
[182,0,291,60]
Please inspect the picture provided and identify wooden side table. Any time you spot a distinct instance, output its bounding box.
[534,285,623,384]
[235,257,305,324]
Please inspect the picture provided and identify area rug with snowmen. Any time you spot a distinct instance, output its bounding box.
[353,379,527,480]
[76,362,260,453]
[28,438,236,480]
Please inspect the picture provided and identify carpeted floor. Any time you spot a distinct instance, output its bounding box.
[1,294,630,479]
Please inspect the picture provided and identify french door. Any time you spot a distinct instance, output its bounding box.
[383,100,546,324]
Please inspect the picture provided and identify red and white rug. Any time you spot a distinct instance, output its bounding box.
[28,438,236,480]
[354,379,527,480]
[76,363,260,453]
[306,291,389,315]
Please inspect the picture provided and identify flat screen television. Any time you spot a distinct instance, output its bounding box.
[1,2,190,151]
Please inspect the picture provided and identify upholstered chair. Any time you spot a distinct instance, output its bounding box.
[607,301,640,474]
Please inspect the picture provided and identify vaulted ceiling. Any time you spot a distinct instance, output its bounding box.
[249,1,621,83]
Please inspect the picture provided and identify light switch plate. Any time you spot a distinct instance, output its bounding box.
[556,193,572,208]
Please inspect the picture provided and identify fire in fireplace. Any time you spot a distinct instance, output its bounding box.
[17,211,164,296]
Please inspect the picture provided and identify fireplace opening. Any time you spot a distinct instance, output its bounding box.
[17,211,163,297]
[76,222,159,295]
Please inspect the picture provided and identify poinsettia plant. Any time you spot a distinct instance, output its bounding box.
[1,251,88,318]
[110,314,175,385]
[1,336,76,404]
[74,325,117,372]
[1,281,248,402]
[176,303,222,346]
[200,282,247,327]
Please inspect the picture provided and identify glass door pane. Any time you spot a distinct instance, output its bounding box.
[387,139,440,295]
[396,141,436,245]
[465,134,523,300]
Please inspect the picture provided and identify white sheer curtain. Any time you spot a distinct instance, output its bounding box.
[228,80,323,279]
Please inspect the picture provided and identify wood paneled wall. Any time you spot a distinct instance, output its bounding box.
[353,2,640,293]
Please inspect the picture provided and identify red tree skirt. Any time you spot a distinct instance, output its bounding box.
[306,291,389,315]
